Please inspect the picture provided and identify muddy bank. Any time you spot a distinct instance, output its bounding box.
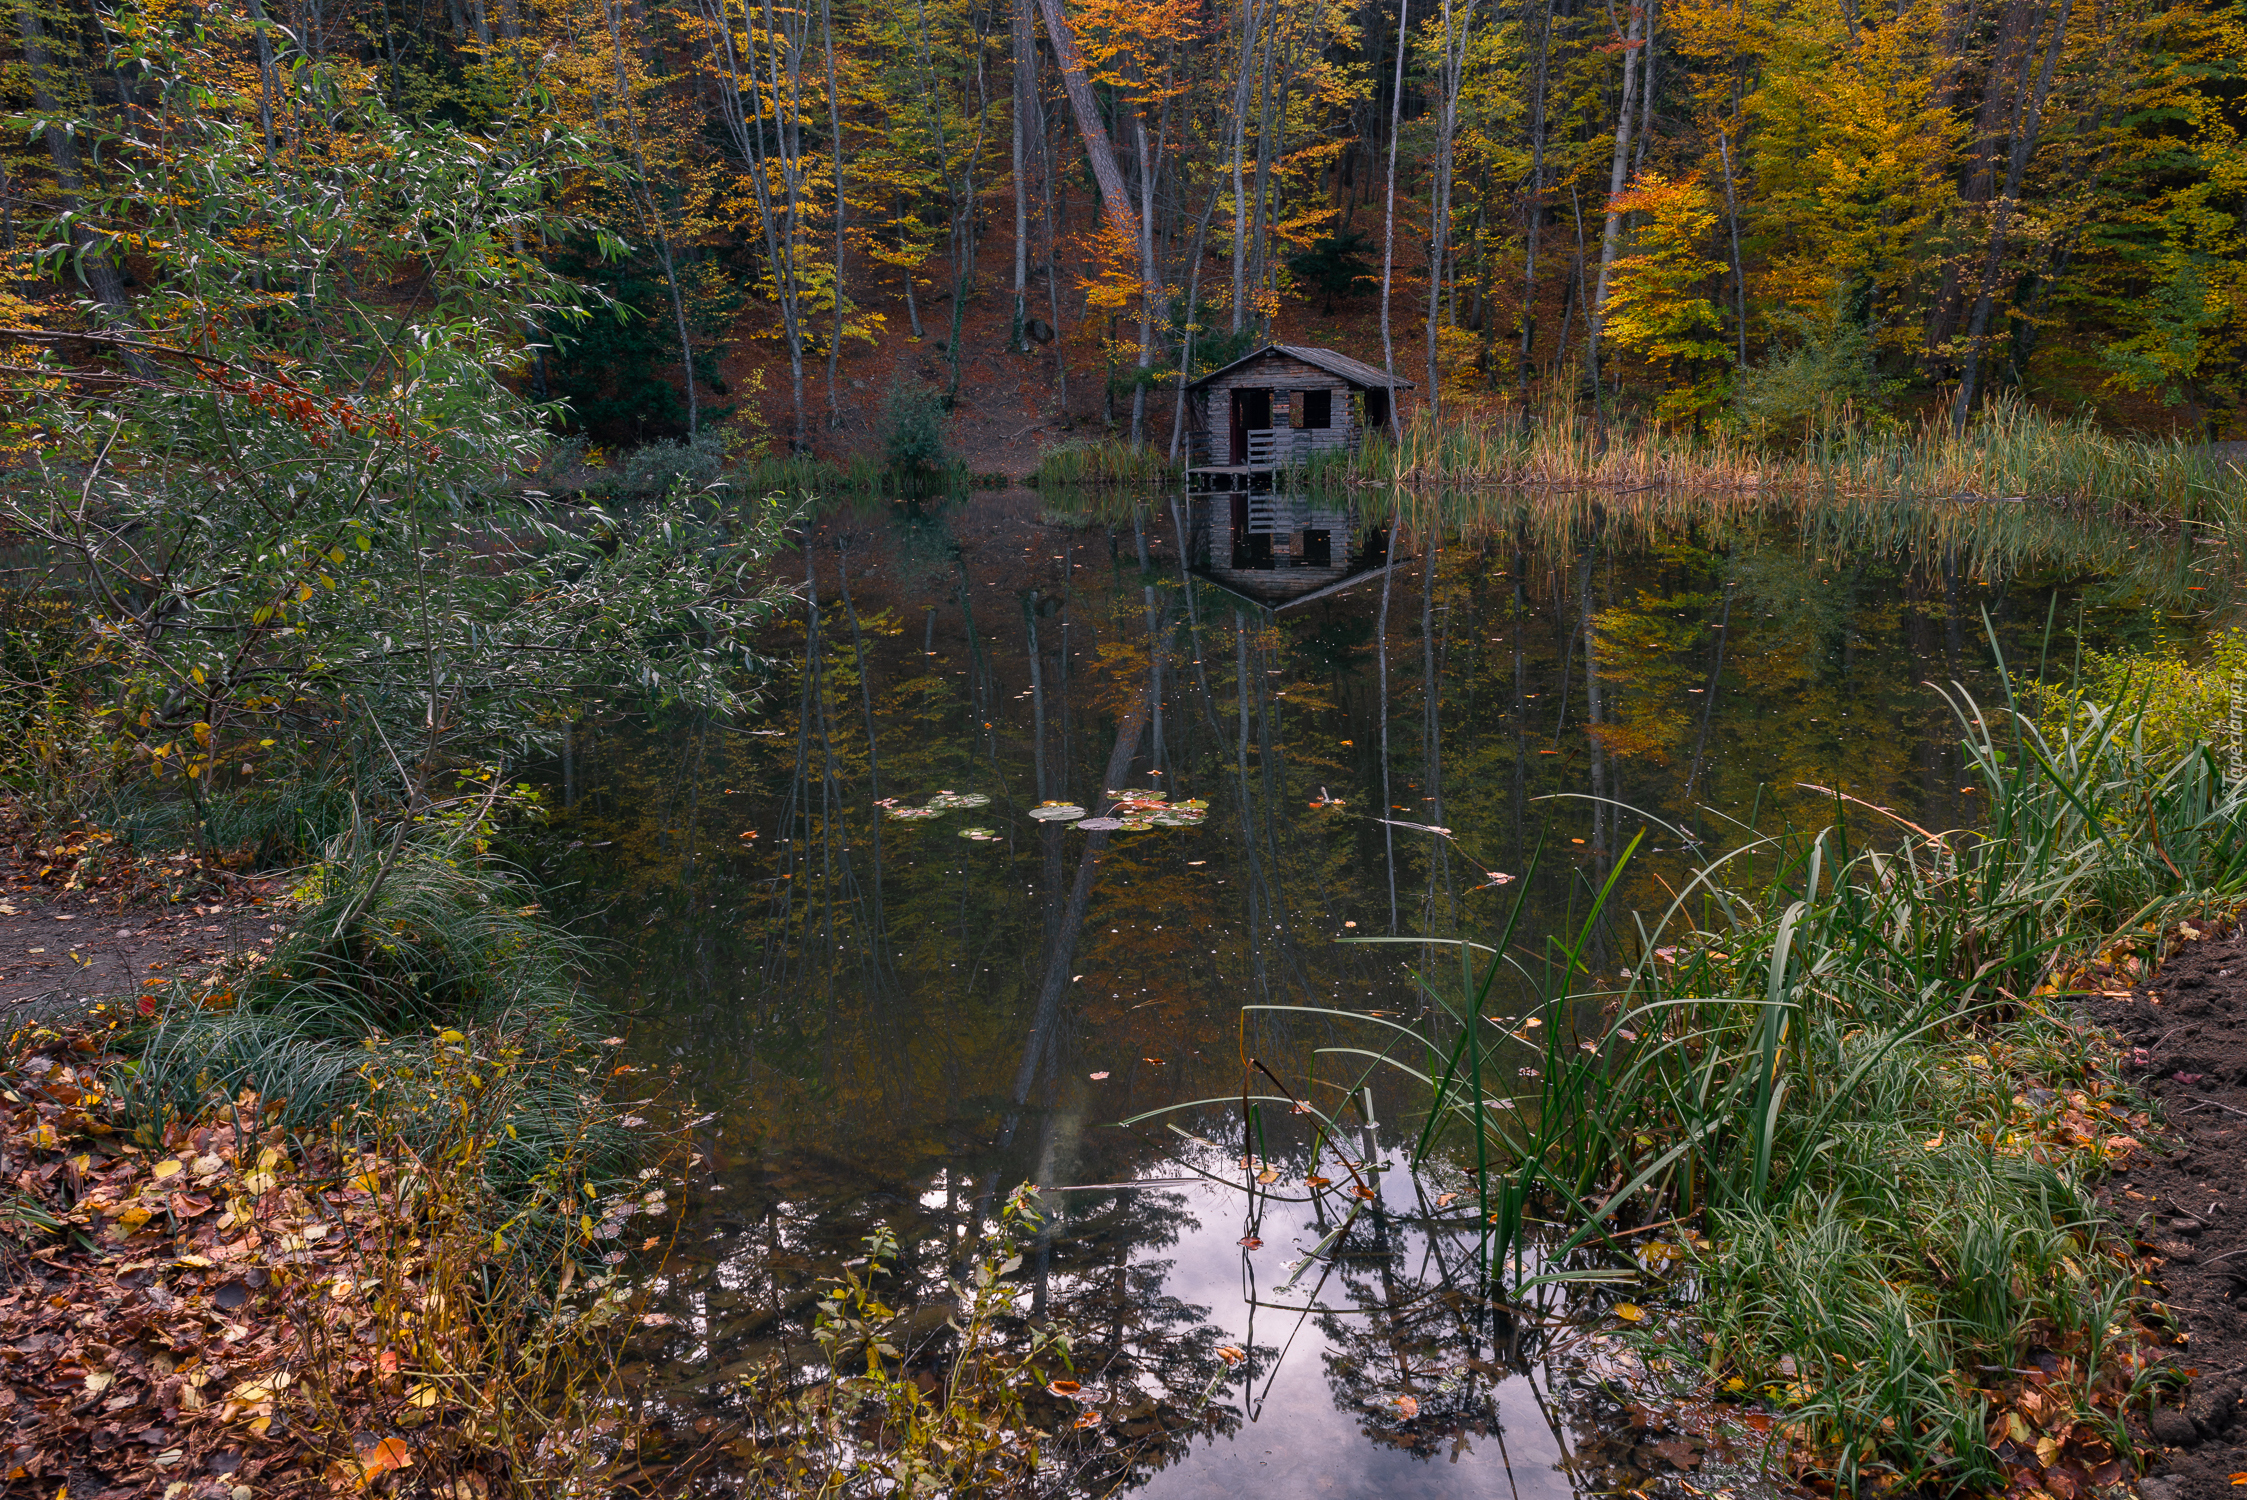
[2081,916,2247,1500]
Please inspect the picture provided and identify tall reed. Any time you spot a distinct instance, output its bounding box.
[1342,394,2241,515]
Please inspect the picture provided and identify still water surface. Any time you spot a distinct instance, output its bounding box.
[534,489,2221,1496]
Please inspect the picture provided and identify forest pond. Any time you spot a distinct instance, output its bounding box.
[531,488,2226,1497]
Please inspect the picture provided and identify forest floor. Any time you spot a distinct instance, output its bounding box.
[0,807,283,1026]
[2083,916,2247,1500]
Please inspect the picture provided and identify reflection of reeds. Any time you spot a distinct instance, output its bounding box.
[1347,394,2241,518]
[1052,479,2223,612]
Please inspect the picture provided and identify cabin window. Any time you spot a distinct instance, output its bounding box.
[1298,389,1333,429]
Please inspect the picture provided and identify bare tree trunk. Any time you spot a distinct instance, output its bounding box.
[1169,177,1227,460]
[1949,0,2071,431]
[1378,0,1411,435]
[1032,0,1141,247]
[605,0,696,436]
[822,0,845,429]
[1519,0,1554,398]
[1585,0,1644,390]
[16,2,132,317]
[1718,129,1746,370]
[1130,102,1162,446]
[1226,0,1269,334]
[1630,0,1655,176]
[1424,0,1481,413]
[1041,98,1070,406]
[698,0,806,446]
[1246,22,1278,333]
[1011,0,1035,349]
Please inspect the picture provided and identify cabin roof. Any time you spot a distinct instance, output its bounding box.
[1184,343,1415,392]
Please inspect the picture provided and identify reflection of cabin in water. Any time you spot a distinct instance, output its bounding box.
[1183,345,1412,488]
[1183,494,1393,607]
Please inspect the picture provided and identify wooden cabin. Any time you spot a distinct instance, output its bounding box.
[1183,345,1412,487]
[1183,494,1392,606]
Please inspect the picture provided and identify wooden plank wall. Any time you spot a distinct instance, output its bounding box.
[1199,355,1362,465]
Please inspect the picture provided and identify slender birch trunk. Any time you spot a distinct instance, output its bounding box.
[822,0,845,428]
[1585,0,1644,390]
[1950,0,2072,430]
[1424,0,1480,413]
[1718,128,1746,370]
[1378,0,1411,435]
[1518,0,1553,396]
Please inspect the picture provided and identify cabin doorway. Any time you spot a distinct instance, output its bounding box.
[1229,388,1271,464]
[1363,388,1390,434]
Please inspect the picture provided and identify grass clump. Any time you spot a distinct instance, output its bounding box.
[1233,649,2238,1492]
[1030,438,1182,488]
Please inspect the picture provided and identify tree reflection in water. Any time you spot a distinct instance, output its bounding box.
[530,488,2215,1497]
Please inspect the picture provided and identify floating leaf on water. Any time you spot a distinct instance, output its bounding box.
[1216,1345,1247,1365]
[958,826,1001,841]
[1073,817,1123,831]
[1048,1380,1083,1397]
[1434,1192,1459,1208]
[1237,1236,1262,1249]
[1029,804,1087,821]
[886,806,940,821]
[1115,818,1155,832]
[1255,1168,1279,1184]
[1072,1411,1103,1429]
[1614,1303,1647,1323]
[1088,1070,1110,1080]
[1305,1175,1332,1188]
[925,791,990,810]
[1395,1395,1419,1419]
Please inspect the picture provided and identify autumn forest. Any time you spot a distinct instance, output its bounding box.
[5,0,2243,457]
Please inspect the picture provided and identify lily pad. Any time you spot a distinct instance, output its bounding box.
[958,826,1001,841]
[1029,803,1087,821]
[925,791,990,810]
[1115,818,1155,832]
[1073,817,1123,832]
[886,806,941,820]
[1148,809,1206,827]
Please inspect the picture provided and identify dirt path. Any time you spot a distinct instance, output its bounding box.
[2081,917,2247,1499]
[0,815,285,1024]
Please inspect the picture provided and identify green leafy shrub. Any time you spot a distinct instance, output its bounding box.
[882,381,953,476]
[1732,305,1899,444]
[2030,629,2247,766]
